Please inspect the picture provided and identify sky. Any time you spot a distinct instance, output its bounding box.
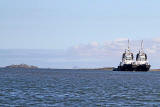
[0,0,160,68]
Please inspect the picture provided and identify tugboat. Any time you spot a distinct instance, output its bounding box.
[114,40,151,71]
[116,40,135,71]
[135,40,150,71]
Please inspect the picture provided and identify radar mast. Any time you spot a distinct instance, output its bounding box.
[141,40,144,52]
[128,39,130,51]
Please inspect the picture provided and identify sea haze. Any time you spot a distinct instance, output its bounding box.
[0,49,119,69]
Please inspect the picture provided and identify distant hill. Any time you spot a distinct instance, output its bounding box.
[76,67,114,71]
[150,69,160,71]
[5,64,38,69]
[95,67,114,71]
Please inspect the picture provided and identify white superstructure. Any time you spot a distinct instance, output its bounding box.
[120,40,134,65]
[136,40,149,65]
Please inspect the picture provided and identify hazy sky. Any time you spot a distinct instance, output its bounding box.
[1,0,160,49]
[1,0,160,68]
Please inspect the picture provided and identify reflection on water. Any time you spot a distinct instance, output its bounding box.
[0,68,160,106]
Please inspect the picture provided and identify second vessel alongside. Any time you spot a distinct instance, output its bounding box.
[135,40,150,71]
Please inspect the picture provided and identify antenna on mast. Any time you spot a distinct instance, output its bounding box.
[141,40,143,51]
[128,39,130,51]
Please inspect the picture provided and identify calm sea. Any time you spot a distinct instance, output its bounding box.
[0,68,160,106]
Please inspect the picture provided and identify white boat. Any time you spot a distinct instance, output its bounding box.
[135,40,150,71]
[116,40,135,71]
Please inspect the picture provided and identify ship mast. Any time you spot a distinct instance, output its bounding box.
[128,39,130,51]
[141,40,143,52]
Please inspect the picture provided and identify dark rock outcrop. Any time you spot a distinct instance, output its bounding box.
[5,64,38,69]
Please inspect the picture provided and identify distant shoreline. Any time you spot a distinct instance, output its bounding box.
[1,64,159,71]
[1,67,160,72]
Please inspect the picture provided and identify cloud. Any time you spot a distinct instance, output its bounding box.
[72,38,160,56]
[153,37,160,43]
[69,38,160,68]
[1,38,160,68]
[71,38,135,58]
[114,38,128,42]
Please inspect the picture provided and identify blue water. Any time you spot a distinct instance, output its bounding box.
[0,68,160,106]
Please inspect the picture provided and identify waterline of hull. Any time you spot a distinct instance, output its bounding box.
[114,64,150,71]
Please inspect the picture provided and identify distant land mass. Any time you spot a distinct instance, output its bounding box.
[150,69,160,71]
[3,64,159,71]
[75,67,159,71]
[77,67,114,71]
[5,64,38,69]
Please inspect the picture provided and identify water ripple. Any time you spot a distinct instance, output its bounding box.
[0,69,160,106]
